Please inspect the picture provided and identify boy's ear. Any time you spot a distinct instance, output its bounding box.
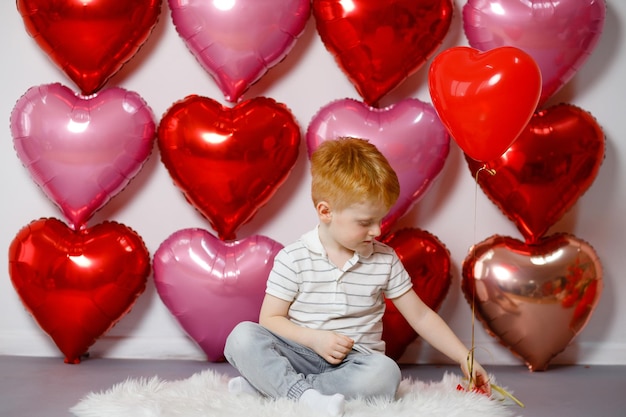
[316,201,332,223]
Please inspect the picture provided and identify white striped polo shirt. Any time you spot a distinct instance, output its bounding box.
[266,227,413,354]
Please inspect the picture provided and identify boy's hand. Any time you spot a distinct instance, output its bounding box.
[461,359,492,396]
[311,330,354,364]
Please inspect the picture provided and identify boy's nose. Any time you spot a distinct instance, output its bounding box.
[369,224,381,238]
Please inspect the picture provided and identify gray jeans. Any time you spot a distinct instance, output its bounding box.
[224,321,402,401]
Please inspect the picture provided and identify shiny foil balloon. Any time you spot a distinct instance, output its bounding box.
[169,0,310,102]
[153,229,283,362]
[381,228,451,360]
[17,0,162,94]
[158,95,300,241]
[10,83,156,230]
[463,0,606,108]
[428,46,542,162]
[466,104,605,244]
[312,0,453,106]
[306,98,450,236]
[8,218,150,364]
[462,234,602,371]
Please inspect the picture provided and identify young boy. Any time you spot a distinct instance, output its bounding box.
[224,137,491,416]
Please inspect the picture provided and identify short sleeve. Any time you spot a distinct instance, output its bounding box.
[265,248,300,302]
[383,251,413,299]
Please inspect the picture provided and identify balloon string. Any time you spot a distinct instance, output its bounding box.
[469,165,524,408]
[468,166,489,390]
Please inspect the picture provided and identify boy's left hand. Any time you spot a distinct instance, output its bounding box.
[461,359,492,396]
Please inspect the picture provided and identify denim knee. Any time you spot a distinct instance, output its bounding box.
[224,321,260,364]
[354,353,402,399]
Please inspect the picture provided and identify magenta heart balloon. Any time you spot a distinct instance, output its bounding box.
[10,83,155,229]
[463,0,606,108]
[153,229,283,362]
[168,0,310,103]
[306,98,450,235]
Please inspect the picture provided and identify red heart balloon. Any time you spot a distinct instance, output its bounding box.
[380,228,451,360]
[312,0,453,106]
[8,218,150,364]
[17,0,162,94]
[466,104,605,244]
[157,96,301,241]
[462,234,602,371]
[429,46,542,162]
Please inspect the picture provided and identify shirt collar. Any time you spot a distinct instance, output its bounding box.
[300,226,374,259]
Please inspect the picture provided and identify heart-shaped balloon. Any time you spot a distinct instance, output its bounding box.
[169,0,310,102]
[462,234,602,371]
[17,0,162,94]
[380,228,451,360]
[158,96,300,241]
[306,98,450,236]
[153,229,283,362]
[10,83,156,230]
[466,104,605,244]
[8,218,150,364]
[463,0,606,108]
[312,0,453,106]
[429,46,542,162]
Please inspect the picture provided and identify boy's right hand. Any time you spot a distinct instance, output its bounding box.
[311,330,354,364]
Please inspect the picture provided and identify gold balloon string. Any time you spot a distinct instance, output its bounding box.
[468,165,525,408]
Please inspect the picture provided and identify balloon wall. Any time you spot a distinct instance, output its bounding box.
[1,1,625,368]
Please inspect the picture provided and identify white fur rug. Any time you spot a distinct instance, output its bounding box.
[70,369,520,417]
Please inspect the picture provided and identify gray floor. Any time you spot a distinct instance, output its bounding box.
[1,355,625,417]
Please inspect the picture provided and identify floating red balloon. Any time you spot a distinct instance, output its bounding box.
[10,83,156,230]
[462,234,602,371]
[153,229,283,362]
[17,0,162,94]
[312,0,453,106]
[8,218,150,364]
[466,104,605,244]
[306,98,450,236]
[429,46,542,162]
[381,228,451,360]
[463,0,606,108]
[169,0,310,103]
[157,96,300,241]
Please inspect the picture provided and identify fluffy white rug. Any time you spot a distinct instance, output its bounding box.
[70,369,520,417]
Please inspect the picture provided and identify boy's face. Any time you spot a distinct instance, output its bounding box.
[325,199,388,254]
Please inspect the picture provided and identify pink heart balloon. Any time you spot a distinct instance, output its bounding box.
[306,98,450,236]
[153,229,283,362]
[168,0,310,103]
[10,83,156,229]
[462,234,602,371]
[463,0,606,108]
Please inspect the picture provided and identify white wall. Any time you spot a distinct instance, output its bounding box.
[1,1,625,366]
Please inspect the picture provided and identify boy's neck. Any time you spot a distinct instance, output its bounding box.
[318,225,354,268]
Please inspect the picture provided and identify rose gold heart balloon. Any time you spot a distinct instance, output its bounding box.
[462,234,602,371]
